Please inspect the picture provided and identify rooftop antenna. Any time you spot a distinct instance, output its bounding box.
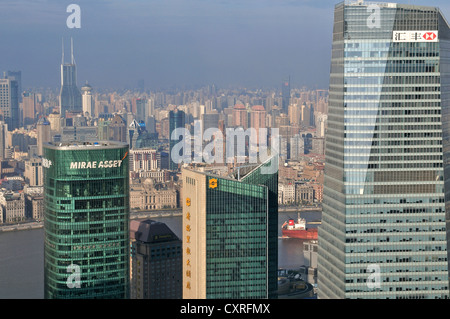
[61,37,65,64]
[71,37,75,65]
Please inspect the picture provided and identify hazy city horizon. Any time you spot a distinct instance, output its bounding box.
[1,0,449,91]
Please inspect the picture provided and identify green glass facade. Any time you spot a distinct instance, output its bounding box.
[318,1,450,299]
[182,155,278,299]
[205,156,278,299]
[240,156,278,299]
[43,141,130,299]
[205,175,269,298]
[169,110,185,171]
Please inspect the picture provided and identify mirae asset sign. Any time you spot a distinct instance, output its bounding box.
[69,160,124,169]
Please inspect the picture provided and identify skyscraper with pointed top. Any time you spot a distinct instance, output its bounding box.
[59,38,82,117]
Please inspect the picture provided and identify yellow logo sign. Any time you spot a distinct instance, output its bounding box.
[186,198,191,206]
[209,178,218,189]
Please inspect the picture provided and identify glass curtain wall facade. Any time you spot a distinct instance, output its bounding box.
[182,155,278,299]
[239,156,279,299]
[205,175,269,298]
[169,110,186,171]
[318,1,450,299]
[43,141,130,299]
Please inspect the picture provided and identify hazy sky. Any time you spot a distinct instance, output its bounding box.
[1,0,450,91]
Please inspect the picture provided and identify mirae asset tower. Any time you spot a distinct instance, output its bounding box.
[43,141,130,299]
[318,1,450,299]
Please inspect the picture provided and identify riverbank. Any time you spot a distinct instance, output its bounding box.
[0,206,321,233]
[0,222,43,233]
[0,210,184,233]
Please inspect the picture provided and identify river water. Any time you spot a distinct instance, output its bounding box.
[0,210,320,299]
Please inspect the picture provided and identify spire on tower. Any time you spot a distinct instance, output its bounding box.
[71,37,75,65]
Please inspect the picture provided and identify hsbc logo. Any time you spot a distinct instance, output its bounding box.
[393,30,438,42]
[423,32,437,41]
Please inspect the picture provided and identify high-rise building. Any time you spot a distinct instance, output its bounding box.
[0,121,8,159]
[136,98,147,123]
[81,82,94,117]
[130,219,182,299]
[182,155,278,299]
[37,117,51,157]
[290,134,304,160]
[318,1,450,299]
[169,109,186,171]
[281,77,290,114]
[0,78,19,130]
[232,103,248,129]
[43,141,130,299]
[22,92,36,127]
[3,71,22,102]
[109,114,127,143]
[59,38,82,117]
[250,105,266,143]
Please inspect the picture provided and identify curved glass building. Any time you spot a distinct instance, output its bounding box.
[318,1,450,299]
[43,141,130,299]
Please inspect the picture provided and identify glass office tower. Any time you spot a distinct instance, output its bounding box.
[169,109,186,171]
[318,1,450,299]
[43,141,130,299]
[182,156,278,299]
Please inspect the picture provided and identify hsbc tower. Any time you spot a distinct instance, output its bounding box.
[318,1,450,298]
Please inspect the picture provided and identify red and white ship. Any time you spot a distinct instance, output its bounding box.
[281,214,318,240]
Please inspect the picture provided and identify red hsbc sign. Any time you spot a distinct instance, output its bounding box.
[423,32,437,41]
[393,31,438,42]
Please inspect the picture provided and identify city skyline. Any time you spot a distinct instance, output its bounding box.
[1,0,449,91]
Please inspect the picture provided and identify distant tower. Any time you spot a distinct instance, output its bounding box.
[232,103,248,129]
[59,38,82,117]
[37,117,51,156]
[250,105,266,143]
[0,121,8,159]
[0,77,19,130]
[22,92,36,127]
[281,77,290,114]
[81,82,93,117]
[109,114,127,142]
[3,71,22,102]
[169,109,186,171]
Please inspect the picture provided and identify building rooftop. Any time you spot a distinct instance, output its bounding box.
[130,219,180,244]
[44,140,128,150]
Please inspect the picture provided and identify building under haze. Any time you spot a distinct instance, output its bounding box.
[81,82,94,117]
[281,77,290,114]
[182,155,278,299]
[59,38,82,117]
[43,141,130,299]
[318,1,450,299]
[0,77,19,131]
[169,109,186,171]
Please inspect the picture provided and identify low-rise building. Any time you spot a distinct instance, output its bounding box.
[24,186,44,221]
[130,182,178,211]
[0,191,25,223]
